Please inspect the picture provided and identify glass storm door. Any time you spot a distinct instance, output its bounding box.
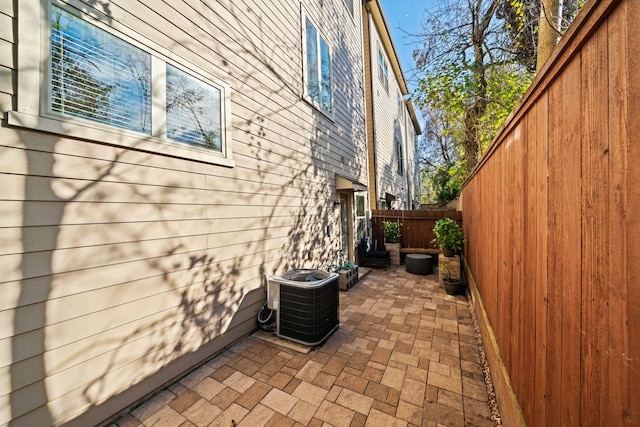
[340,194,349,260]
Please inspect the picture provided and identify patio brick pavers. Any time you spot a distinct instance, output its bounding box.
[111,265,495,427]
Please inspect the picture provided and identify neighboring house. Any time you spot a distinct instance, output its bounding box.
[0,0,367,425]
[405,99,423,209]
[362,0,422,211]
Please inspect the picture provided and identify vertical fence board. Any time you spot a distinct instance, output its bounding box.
[624,2,640,426]
[517,110,538,425]
[607,4,630,425]
[488,157,498,324]
[533,95,549,426]
[497,146,513,373]
[545,57,583,425]
[559,57,583,427]
[580,21,609,426]
[512,126,526,397]
[546,74,564,425]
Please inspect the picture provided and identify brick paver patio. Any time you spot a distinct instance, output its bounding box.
[111,265,495,427]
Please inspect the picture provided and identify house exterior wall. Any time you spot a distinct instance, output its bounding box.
[362,0,420,211]
[404,100,422,208]
[0,0,367,425]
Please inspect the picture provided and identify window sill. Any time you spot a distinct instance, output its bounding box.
[302,96,335,122]
[7,111,235,168]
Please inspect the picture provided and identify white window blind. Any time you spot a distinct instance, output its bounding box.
[51,6,151,134]
[166,64,222,151]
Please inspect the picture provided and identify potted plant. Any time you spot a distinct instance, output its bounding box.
[432,217,464,257]
[381,221,402,265]
[439,264,464,295]
[381,220,402,243]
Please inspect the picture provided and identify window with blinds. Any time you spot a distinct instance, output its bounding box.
[48,5,227,155]
[51,6,151,134]
[166,65,222,151]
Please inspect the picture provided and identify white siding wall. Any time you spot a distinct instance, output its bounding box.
[0,0,367,425]
[404,108,420,209]
[367,18,412,208]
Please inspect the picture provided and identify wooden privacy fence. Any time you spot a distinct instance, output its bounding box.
[370,210,462,250]
[461,0,639,426]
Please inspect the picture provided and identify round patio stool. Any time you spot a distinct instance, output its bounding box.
[405,254,434,275]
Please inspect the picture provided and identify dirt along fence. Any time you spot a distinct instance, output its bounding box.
[460,0,639,425]
[370,209,462,252]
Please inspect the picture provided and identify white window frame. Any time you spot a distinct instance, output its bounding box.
[11,0,234,167]
[355,193,367,241]
[377,46,389,92]
[301,9,333,116]
[397,91,404,120]
[395,134,404,175]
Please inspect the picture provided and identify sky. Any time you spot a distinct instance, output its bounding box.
[377,0,438,93]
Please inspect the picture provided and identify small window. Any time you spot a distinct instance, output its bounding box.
[304,15,332,114]
[397,91,404,120]
[166,64,222,151]
[377,47,388,91]
[395,135,404,175]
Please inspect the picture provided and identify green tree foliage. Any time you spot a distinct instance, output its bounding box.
[413,0,583,184]
[414,0,524,176]
[478,63,534,154]
[430,164,464,207]
[416,106,464,205]
[498,0,584,72]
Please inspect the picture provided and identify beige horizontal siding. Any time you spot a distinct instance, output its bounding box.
[0,126,335,200]
[0,92,11,113]
[0,217,295,257]
[0,39,12,69]
[0,2,12,16]
[0,71,11,111]
[0,12,13,43]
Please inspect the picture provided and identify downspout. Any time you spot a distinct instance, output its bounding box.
[363,0,379,210]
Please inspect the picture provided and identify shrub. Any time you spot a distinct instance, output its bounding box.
[381,221,402,243]
[432,217,464,250]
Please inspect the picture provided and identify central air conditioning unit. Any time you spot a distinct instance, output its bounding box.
[267,269,339,346]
